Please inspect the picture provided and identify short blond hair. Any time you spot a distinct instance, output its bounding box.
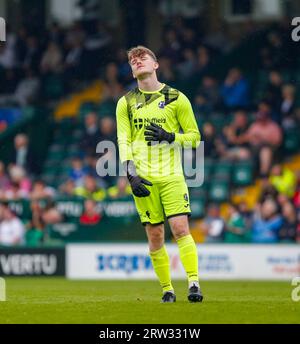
[127,45,157,64]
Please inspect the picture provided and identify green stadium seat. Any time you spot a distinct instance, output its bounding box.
[47,149,65,160]
[190,198,206,218]
[203,159,213,182]
[41,165,60,185]
[48,143,65,153]
[65,144,80,158]
[232,161,253,186]
[72,129,84,140]
[257,70,269,87]
[208,181,230,202]
[284,128,300,153]
[213,161,232,179]
[98,100,116,117]
[58,164,71,177]
[209,116,229,134]
[79,102,98,121]
[189,186,207,199]
[44,75,64,99]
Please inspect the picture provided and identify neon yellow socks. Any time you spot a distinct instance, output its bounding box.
[150,245,174,293]
[150,235,199,294]
[177,234,199,284]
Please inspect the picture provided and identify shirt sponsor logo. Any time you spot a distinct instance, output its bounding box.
[133,117,166,129]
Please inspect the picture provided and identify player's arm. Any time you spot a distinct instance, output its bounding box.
[174,92,201,148]
[116,96,134,163]
[116,97,152,197]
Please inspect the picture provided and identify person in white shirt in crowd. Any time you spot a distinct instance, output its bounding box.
[0,203,25,246]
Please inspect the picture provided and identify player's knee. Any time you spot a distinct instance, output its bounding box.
[146,224,164,248]
[173,229,190,240]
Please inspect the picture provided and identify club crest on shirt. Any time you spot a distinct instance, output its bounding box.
[158,101,165,109]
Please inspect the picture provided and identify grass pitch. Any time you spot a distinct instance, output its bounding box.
[0,278,299,324]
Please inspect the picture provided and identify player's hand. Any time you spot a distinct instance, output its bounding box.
[128,175,153,197]
[144,122,175,146]
[123,160,153,197]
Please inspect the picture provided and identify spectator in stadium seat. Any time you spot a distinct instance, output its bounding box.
[237,101,282,177]
[201,122,220,159]
[80,112,101,156]
[269,164,296,198]
[1,69,19,94]
[280,84,296,127]
[0,161,10,192]
[260,31,288,70]
[0,68,40,106]
[99,116,117,144]
[25,201,45,246]
[201,204,225,243]
[30,179,55,200]
[157,56,177,84]
[63,37,84,88]
[79,199,102,225]
[279,201,297,242]
[193,94,213,117]
[195,75,221,112]
[264,70,283,116]
[42,202,63,226]
[5,165,31,200]
[74,175,106,201]
[159,29,182,63]
[195,46,211,77]
[221,110,251,161]
[177,48,197,80]
[101,62,124,101]
[181,27,198,51]
[0,41,17,69]
[116,48,133,86]
[14,68,40,106]
[69,157,88,186]
[203,20,233,53]
[252,199,283,243]
[297,224,300,243]
[237,201,253,230]
[40,41,63,75]
[225,204,249,243]
[293,175,300,211]
[46,22,64,46]
[22,36,41,71]
[258,180,279,204]
[58,179,75,197]
[0,203,25,246]
[107,177,132,200]
[221,68,250,110]
[10,134,37,175]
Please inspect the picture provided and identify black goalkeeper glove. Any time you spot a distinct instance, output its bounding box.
[144,122,175,146]
[123,160,152,197]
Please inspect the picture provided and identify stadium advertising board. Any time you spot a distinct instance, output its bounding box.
[0,247,65,276]
[66,244,300,280]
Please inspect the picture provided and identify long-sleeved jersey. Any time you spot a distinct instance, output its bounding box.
[116,83,200,182]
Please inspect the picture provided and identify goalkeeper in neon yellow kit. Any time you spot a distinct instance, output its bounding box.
[116,45,203,303]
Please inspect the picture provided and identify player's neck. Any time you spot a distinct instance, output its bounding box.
[137,74,163,93]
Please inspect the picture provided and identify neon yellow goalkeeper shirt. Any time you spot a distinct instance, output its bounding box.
[116,83,201,182]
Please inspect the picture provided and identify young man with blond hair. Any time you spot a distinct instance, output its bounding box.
[116,45,203,303]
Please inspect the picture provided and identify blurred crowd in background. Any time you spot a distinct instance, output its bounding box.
[1,14,300,245]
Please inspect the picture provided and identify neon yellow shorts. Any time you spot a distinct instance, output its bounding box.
[133,176,191,225]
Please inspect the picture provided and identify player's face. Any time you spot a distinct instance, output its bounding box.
[130,54,158,78]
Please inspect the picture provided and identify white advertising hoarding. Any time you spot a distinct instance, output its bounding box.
[66,244,300,280]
